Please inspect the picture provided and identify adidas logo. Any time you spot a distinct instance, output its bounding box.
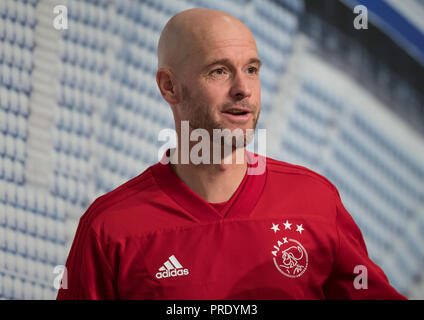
[155,255,189,279]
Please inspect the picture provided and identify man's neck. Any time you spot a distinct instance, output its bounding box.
[169,146,248,203]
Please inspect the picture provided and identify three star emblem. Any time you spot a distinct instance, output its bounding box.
[270,221,304,234]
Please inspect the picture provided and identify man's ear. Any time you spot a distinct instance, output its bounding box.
[156,68,180,104]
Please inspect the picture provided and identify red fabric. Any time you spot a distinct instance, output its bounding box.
[57,150,406,300]
[209,201,228,213]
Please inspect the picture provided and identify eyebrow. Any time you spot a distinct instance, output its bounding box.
[204,57,262,70]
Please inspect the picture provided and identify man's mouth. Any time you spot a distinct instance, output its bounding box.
[221,107,252,123]
[222,107,251,116]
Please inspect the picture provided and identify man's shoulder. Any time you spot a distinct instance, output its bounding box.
[80,164,159,226]
[265,155,339,195]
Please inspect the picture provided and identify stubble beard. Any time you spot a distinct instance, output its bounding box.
[180,85,260,152]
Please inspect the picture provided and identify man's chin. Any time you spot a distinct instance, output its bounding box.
[221,121,256,133]
[221,131,255,150]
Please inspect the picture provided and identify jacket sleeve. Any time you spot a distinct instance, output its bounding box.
[323,190,407,300]
[56,210,117,300]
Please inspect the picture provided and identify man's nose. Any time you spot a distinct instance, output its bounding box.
[229,72,252,101]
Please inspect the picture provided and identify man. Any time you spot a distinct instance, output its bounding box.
[57,8,405,299]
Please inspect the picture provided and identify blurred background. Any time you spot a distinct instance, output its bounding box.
[0,0,423,299]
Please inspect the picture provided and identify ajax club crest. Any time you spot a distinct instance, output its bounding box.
[270,220,308,278]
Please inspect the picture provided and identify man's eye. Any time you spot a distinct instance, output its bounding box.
[247,67,258,74]
[211,68,225,75]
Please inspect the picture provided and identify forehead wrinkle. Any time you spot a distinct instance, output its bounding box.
[157,8,258,73]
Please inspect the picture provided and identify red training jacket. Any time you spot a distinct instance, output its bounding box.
[57,150,406,299]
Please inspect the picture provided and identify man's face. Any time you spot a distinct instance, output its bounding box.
[177,18,261,147]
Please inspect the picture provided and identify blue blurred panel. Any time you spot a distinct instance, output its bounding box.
[342,0,424,66]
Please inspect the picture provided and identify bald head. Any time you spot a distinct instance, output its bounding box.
[157,8,257,73]
[156,8,262,148]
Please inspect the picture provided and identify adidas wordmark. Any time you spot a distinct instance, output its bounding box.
[155,255,189,279]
